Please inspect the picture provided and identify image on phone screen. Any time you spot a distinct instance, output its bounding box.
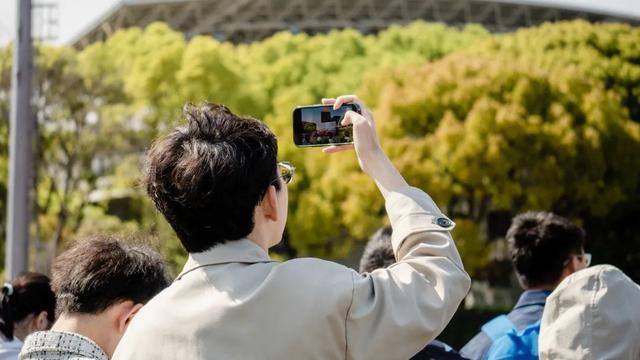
[293,104,358,147]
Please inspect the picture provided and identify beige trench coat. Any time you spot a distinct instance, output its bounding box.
[113,186,471,360]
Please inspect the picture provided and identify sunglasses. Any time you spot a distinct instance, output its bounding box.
[564,252,592,268]
[576,253,592,267]
[274,161,295,185]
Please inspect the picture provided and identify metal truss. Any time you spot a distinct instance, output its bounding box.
[71,0,640,47]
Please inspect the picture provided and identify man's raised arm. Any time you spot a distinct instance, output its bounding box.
[323,95,471,360]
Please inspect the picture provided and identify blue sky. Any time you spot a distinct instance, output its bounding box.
[0,0,639,46]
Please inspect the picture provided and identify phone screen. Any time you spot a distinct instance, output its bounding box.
[293,104,358,147]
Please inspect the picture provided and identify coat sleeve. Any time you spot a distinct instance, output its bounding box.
[345,186,471,360]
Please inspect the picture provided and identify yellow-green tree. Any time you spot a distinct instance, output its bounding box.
[0,43,149,271]
[279,21,640,276]
[2,20,639,280]
[66,21,488,269]
[359,54,640,274]
[466,20,640,279]
[450,20,640,278]
[33,44,145,269]
[468,20,640,122]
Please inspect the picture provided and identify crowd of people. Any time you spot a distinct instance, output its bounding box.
[1,95,639,359]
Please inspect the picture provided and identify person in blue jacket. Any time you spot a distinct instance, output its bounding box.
[460,212,590,360]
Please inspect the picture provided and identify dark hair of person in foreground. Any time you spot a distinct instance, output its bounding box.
[144,102,280,253]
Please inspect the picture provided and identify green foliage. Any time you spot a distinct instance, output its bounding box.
[467,20,640,122]
[63,21,487,267]
[248,23,488,258]
[1,20,639,279]
[30,44,134,255]
[373,55,639,214]
[361,54,640,274]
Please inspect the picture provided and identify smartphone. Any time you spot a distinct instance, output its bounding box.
[293,103,360,147]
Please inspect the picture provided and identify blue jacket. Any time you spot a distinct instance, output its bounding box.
[459,290,551,360]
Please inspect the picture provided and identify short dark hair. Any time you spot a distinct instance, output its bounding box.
[359,225,395,273]
[144,103,279,253]
[52,236,170,315]
[0,272,55,340]
[507,211,586,288]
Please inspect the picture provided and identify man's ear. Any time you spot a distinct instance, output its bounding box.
[260,185,280,223]
[117,301,144,334]
[564,255,580,274]
[32,310,50,331]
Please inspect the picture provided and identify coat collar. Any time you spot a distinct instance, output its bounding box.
[514,289,552,309]
[177,238,277,280]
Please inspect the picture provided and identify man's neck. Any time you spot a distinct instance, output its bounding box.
[12,326,28,342]
[246,227,271,252]
[52,313,111,357]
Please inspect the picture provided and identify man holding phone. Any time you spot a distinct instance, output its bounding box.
[113,95,470,359]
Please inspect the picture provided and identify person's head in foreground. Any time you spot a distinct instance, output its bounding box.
[145,102,290,253]
[539,264,640,359]
[507,211,588,290]
[0,272,55,354]
[20,236,170,359]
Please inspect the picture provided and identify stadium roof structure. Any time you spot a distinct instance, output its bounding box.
[70,0,640,47]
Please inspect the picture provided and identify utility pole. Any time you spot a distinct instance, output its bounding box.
[6,0,33,280]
